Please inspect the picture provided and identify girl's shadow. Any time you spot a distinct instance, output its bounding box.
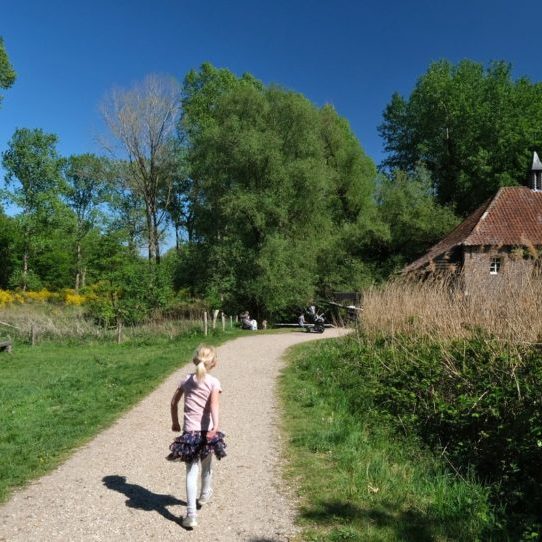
[102,475,184,524]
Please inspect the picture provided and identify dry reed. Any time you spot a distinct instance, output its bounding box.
[0,304,203,342]
[361,273,542,344]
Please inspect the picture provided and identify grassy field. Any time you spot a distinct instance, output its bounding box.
[280,338,494,542]
[0,329,240,503]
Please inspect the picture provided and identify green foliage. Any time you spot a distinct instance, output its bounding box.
[379,60,542,215]
[62,154,111,289]
[2,128,64,213]
[2,128,65,289]
[182,62,263,138]
[86,260,174,326]
[0,210,20,288]
[180,64,380,316]
[0,37,15,107]
[62,154,109,229]
[281,339,493,541]
[327,333,542,538]
[376,167,460,271]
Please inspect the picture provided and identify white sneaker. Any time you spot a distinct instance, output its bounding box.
[198,489,213,505]
[182,515,198,528]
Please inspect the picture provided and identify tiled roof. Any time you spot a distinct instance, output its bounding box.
[404,186,542,273]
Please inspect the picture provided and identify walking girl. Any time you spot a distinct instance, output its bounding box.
[169,345,227,528]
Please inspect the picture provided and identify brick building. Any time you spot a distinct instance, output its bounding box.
[403,152,542,292]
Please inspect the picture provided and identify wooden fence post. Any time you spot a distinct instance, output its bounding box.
[204,311,208,336]
[31,324,36,346]
[117,320,123,344]
[221,312,225,332]
[229,315,233,329]
[212,309,219,329]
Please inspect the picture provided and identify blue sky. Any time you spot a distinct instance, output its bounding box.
[2,0,542,168]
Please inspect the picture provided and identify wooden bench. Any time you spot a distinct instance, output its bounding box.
[0,337,12,353]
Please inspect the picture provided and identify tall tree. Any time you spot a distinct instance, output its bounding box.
[179,65,378,316]
[63,154,109,290]
[2,128,63,289]
[379,60,542,215]
[101,74,182,263]
[105,161,147,257]
[0,37,16,108]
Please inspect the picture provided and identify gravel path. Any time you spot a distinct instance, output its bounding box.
[0,329,346,542]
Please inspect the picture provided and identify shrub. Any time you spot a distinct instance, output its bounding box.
[85,262,175,327]
[22,289,55,303]
[0,290,16,306]
[356,275,542,537]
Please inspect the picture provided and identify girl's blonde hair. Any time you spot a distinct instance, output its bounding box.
[193,344,217,382]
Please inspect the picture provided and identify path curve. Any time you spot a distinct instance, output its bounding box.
[0,329,346,541]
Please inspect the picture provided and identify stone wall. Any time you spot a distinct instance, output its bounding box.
[462,246,534,294]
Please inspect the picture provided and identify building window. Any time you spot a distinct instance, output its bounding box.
[490,257,502,275]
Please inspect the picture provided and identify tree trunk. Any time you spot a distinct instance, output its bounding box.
[145,208,155,262]
[75,240,82,292]
[22,222,30,291]
[22,250,28,291]
[152,207,160,264]
[175,223,180,254]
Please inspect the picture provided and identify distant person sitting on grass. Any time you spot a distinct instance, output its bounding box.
[240,312,257,330]
[240,312,251,329]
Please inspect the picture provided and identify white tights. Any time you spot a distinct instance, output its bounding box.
[185,454,213,516]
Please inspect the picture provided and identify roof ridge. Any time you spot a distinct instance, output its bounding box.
[466,188,503,242]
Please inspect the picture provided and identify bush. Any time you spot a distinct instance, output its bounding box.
[338,333,542,538]
[85,262,175,327]
[282,338,493,541]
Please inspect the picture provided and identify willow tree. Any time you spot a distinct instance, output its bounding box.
[178,64,378,316]
[101,74,182,263]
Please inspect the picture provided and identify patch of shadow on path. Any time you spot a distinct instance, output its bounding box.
[102,475,184,525]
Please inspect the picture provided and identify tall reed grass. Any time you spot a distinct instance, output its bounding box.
[354,273,542,537]
[361,273,542,344]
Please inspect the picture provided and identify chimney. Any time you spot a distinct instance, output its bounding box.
[530,151,542,190]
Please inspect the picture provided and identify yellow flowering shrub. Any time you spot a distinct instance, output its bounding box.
[0,288,93,306]
[0,289,15,306]
[23,289,54,303]
[0,288,97,307]
[63,290,87,306]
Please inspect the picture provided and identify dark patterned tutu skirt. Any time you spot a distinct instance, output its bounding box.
[167,431,227,463]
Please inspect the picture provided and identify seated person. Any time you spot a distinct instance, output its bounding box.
[240,311,253,330]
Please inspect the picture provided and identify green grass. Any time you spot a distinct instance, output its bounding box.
[280,338,495,542]
[0,330,240,502]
